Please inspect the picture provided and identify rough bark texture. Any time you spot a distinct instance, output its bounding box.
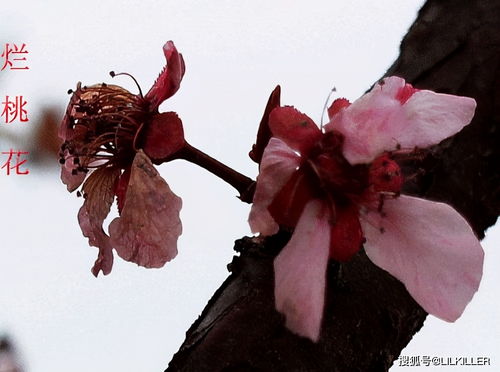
[166,1,500,371]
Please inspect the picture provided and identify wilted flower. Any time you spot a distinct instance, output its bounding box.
[249,76,484,341]
[59,41,185,276]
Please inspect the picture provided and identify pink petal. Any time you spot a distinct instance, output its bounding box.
[144,41,186,110]
[109,150,182,268]
[249,138,301,236]
[274,200,331,342]
[361,195,484,321]
[327,76,476,164]
[269,106,322,154]
[77,167,120,276]
[141,112,185,163]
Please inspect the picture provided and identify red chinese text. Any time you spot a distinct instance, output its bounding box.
[1,150,29,175]
[1,43,29,71]
[1,95,28,123]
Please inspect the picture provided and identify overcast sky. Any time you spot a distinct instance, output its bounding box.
[0,1,498,371]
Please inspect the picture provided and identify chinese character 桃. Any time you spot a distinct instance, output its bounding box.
[1,95,28,123]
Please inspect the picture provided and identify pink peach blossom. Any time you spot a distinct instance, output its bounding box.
[249,76,483,341]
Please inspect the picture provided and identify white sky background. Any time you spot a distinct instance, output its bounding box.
[0,1,498,371]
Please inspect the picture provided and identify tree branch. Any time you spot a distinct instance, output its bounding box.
[166,1,499,370]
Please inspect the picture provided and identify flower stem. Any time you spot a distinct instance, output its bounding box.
[176,142,255,203]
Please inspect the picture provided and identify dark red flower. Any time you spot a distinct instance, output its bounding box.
[59,41,185,276]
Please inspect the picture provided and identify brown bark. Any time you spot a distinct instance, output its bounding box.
[166,1,500,371]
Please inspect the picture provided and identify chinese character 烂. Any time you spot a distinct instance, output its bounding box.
[1,150,29,175]
[1,43,29,71]
[1,96,28,123]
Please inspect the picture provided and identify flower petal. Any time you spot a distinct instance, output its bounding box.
[60,157,86,192]
[249,85,281,164]
[328,76,476,164]
[77,167,120,276]
[329,204,364,262]
[274,200,331,342]
[327,98,350,120]
[269,106,322,154]
[268,169,316,229]
[249,138,301,235]
[114,166,131,214]
[142,112,185,163]
[361,195,484,321]
[109,150,182,268]
[144,41,186,110]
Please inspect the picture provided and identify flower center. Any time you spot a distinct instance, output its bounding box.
[268,130,403,229]
[59,83,149,173]
[306,131,370,206]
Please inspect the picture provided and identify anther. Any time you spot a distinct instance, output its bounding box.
[109,70,144,98]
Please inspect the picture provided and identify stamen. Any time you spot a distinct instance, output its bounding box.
[320,86,337,128]
[109,70,144,98]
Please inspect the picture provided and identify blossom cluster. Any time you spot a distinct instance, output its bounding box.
[249,76,483,340]
[59,42,484,342]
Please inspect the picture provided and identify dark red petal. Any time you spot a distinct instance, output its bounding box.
[329,204,364,262]
[268,169,315,228]
[59,83,82,140]
[144,41,186,110]
[115,166,132,214]
[109,150,182,269]
[77,167,120,276]
[269,106,322,154]
[327,98,350,120]
[90,240,114,277]
[59,113,73,141]
[142,112,185,163]
[249,85,281,164]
